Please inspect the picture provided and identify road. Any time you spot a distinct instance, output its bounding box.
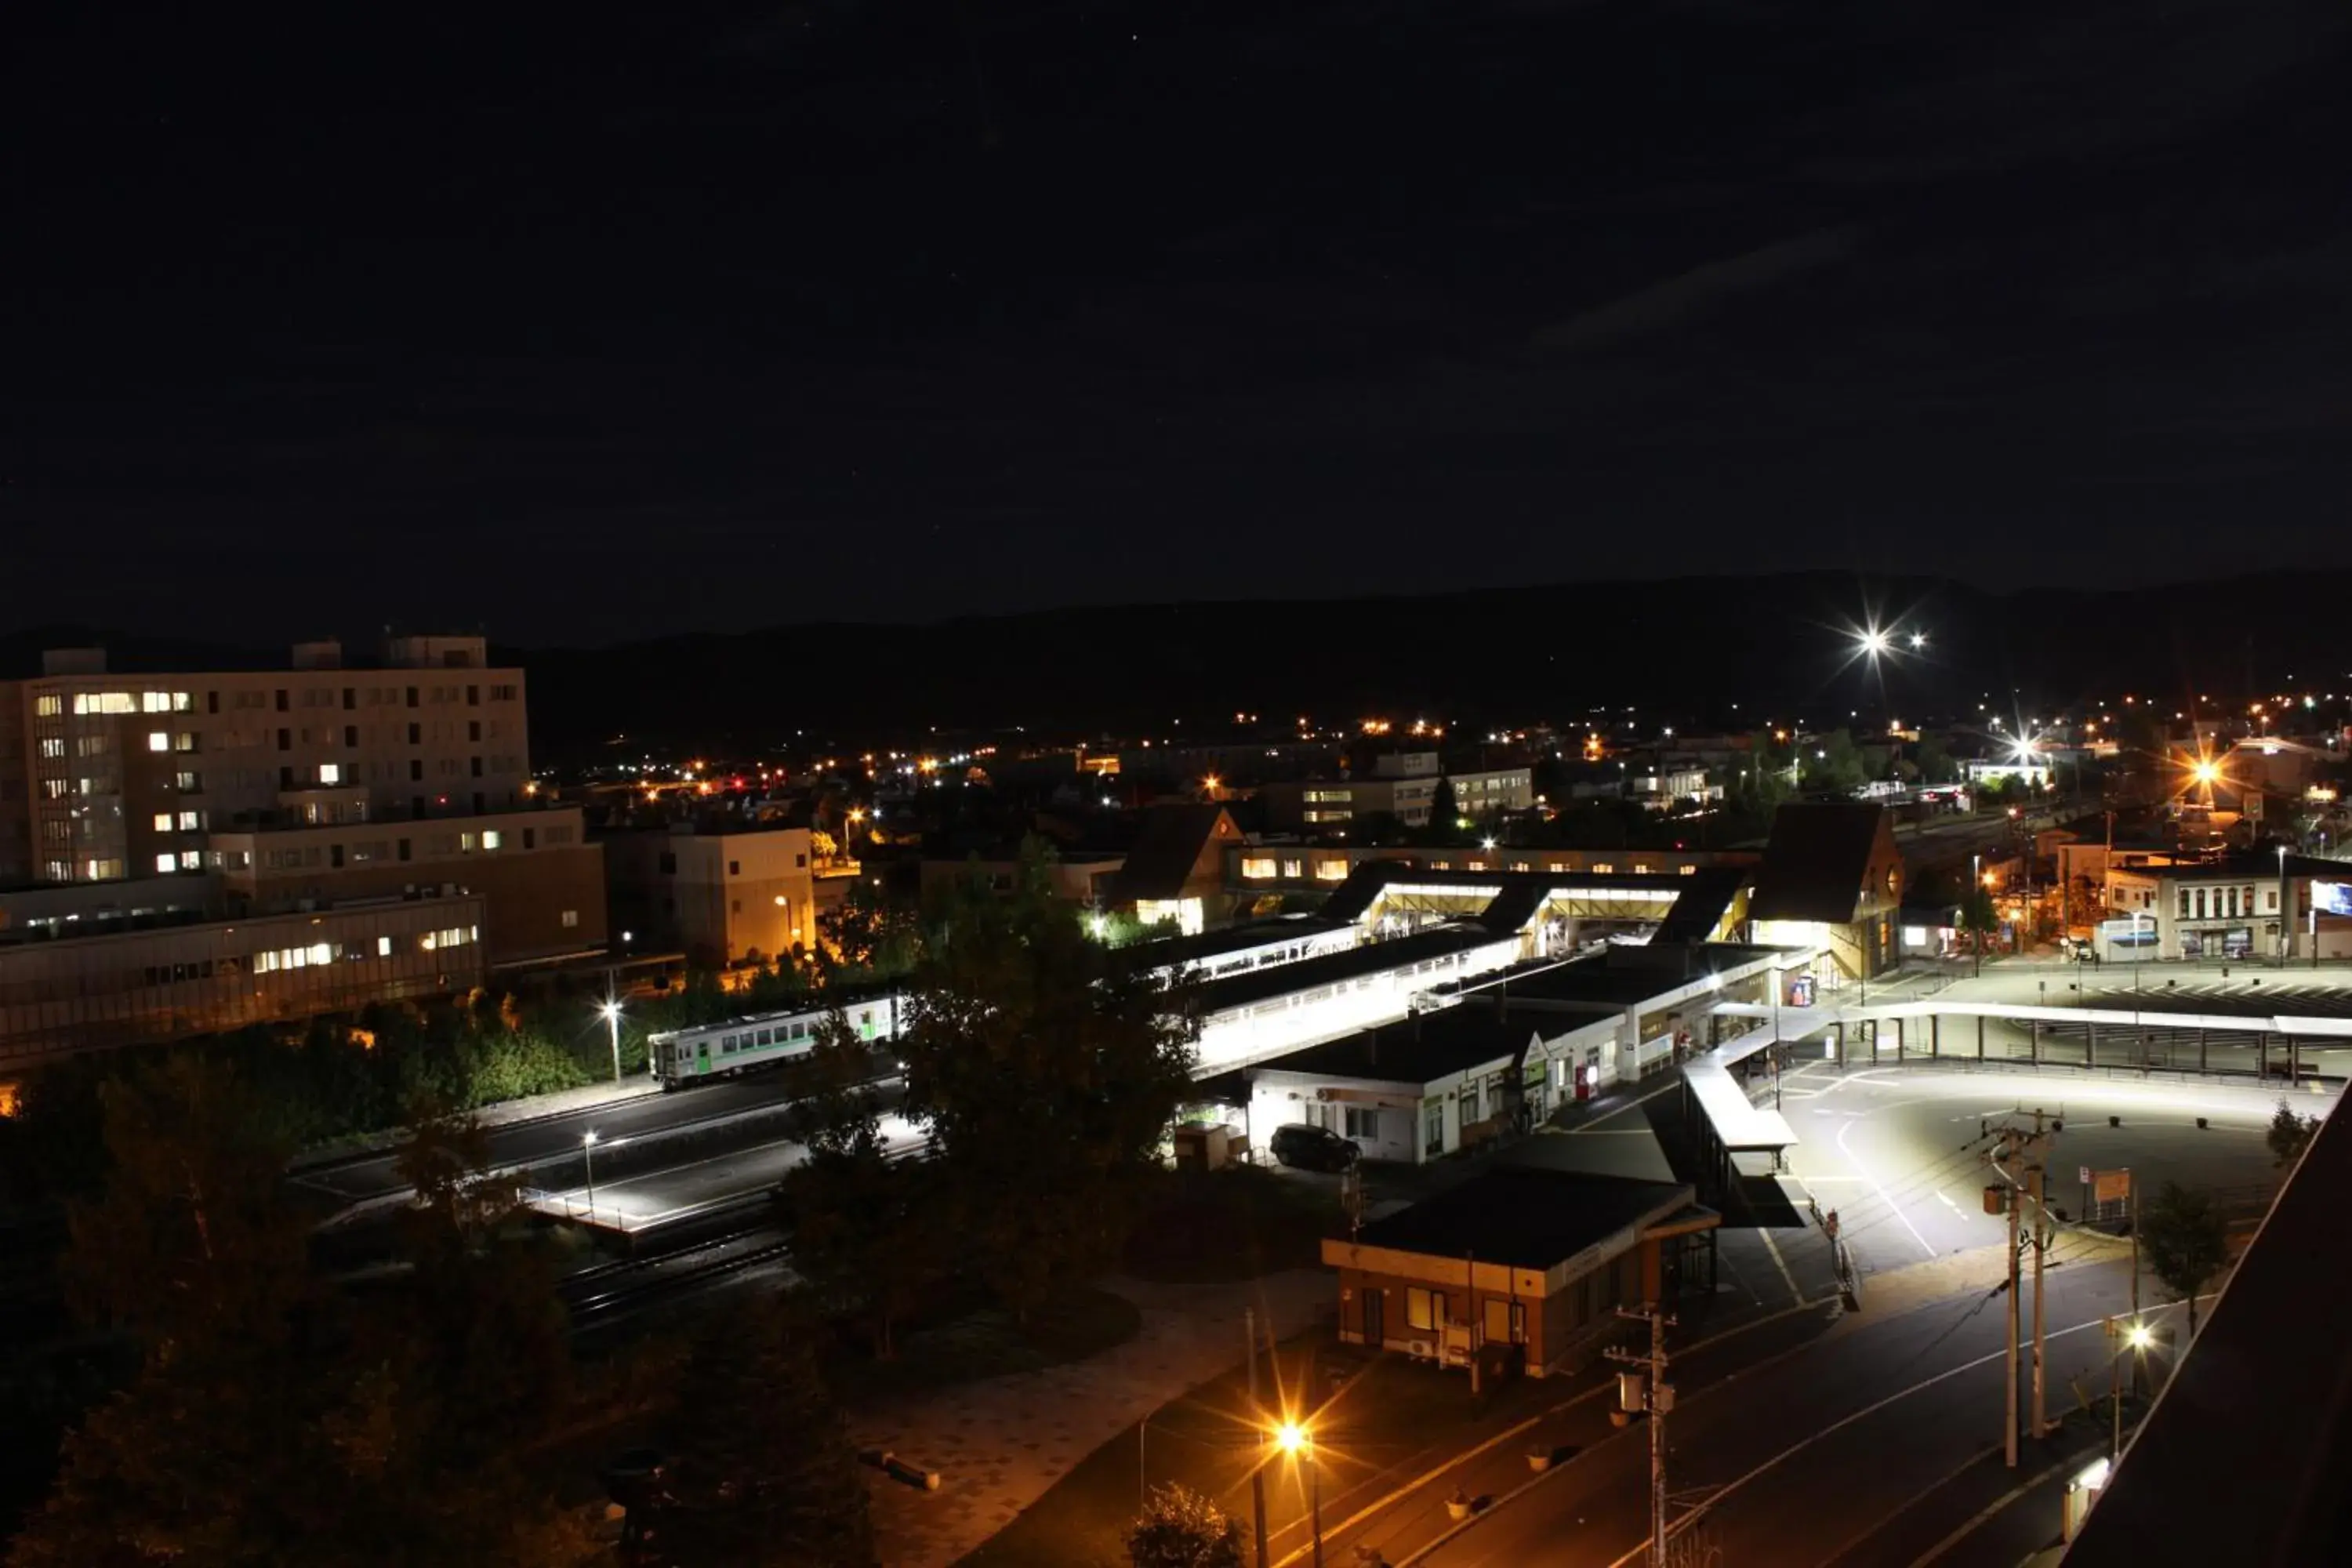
[1421,1255,2158,1568]
[1772,1066,2299,1276]
[1258,1065,2288,1568]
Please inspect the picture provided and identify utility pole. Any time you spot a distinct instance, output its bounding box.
[2004,1165,2022,1468]
[2030,1114,2049,1439]
[1986,1110,2059,1465]
[1247,1308,1269,1568]
[1606,1305,1674,1567]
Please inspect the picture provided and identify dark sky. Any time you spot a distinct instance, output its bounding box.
[8,0,2350,648]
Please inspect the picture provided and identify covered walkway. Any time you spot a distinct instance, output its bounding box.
[1679,1023,1799,1196]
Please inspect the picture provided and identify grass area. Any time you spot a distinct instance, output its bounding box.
[1121,1167,1341,1284]
[834,1283,1143,1403]
[957,1325,1555,1568]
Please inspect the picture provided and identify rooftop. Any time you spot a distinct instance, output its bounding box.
[1346,1168,1697,1272]
[1190,924,1508,1014]
[1247,1004,1541,1086]
[1748,801,1891,924]
[1452,942,1798,1009]
[1125,914,1350,968]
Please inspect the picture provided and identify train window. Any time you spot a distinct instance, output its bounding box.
[790,1022,808,1040]
[757,1028,773,1046]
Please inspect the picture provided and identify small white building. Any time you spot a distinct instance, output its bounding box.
[1248,1004,1621,1165]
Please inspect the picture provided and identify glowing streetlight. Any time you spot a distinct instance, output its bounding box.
[1859,628,1890,657]
[2125,1321,2154,1351]
[1481,836,1497,851]
[1272,1421,1320,1565]
[582,1130,600,1221]
[599,993,623,1086]
[1908,631,1927,650]
[2191,759,2220,786]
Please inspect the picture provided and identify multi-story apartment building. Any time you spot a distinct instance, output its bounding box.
[0,633,604,989]
[604,823,818,968]
[0,635,532,890]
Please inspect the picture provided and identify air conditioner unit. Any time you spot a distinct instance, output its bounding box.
[1407,1340,1434,1361]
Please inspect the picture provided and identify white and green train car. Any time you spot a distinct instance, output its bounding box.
[648,991,908,1089]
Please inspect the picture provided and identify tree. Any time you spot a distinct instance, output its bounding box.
[2138,1181,2230,1337]
[1916,734,1958,784]
[776,1022,947,1360]
[662,1300,874,1568]
[13,1063,599,1568]
[818,876,922,982]
[2267,1098,2321,1171]
[1424,778,1463,844]
[1127,1483,1244,1568]
[1800,729,1870,796]
[903,838,1198,1317]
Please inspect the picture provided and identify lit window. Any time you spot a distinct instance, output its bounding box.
[180,851,201,870]
[36,695,62,717]
[460,832,477,851]
[154,853,175,874]
[376,936,392,957]
[1241,855,1277,879]
[482,829,501,851]
[308,942,332,966]
[319,763,342,785]
[561,909,579,927]
[178,811,199,831]
[147,731,170,752]
[154,813,174,833]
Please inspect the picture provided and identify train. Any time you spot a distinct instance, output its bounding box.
[647,989,909,1089]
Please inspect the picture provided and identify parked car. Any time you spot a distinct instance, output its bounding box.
[1270,1123,1362,1172]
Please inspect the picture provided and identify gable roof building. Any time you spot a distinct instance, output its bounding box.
[1748,802,1904,979]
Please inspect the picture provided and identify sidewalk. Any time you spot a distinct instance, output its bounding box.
[853,1268,1330,1568]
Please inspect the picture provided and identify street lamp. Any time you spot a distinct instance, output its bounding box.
[1274,1422,1319,1568]
[1908,631,1927,650]
[600,995,624,1086]
[1858,628,1890,658]
[1972,853,1984,978]
[582,1131,600,1222]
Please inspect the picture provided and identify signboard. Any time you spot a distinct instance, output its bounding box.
[2093,1170,2132,1204]
[2316,881,2352,919]
[2224,927,2253,960]
[1788,975,1816,1007]
[2080,1166,2092,1186]
[2244,791,2263,821]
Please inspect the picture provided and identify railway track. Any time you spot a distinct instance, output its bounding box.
[563,1224,793,1323]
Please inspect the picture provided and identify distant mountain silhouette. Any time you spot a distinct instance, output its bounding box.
[8,569,2345,758]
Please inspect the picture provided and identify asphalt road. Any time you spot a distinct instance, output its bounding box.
[1421,1254,2158,1568]
[1773,1065,2299,1277]
[1273,1065,2289,1567]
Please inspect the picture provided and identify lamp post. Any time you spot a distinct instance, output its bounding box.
[2278,843,2290,968]
[1972,853,1984,978]
[582,1130,600,1222]
[1276,1422,1319,1568]
[600,989,624,1087]
[2130,909,2144,1001]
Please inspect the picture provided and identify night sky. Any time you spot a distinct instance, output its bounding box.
[9,1,2351,647]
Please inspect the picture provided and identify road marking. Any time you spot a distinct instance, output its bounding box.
[1837,1116,1938,1261]
[1267,1296,1837,1568]
[1936,1191,1963,1215]
[1904,1442,2107,1566]
[1602,1314,2122,1568]
[1757,1227,1803,1305]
